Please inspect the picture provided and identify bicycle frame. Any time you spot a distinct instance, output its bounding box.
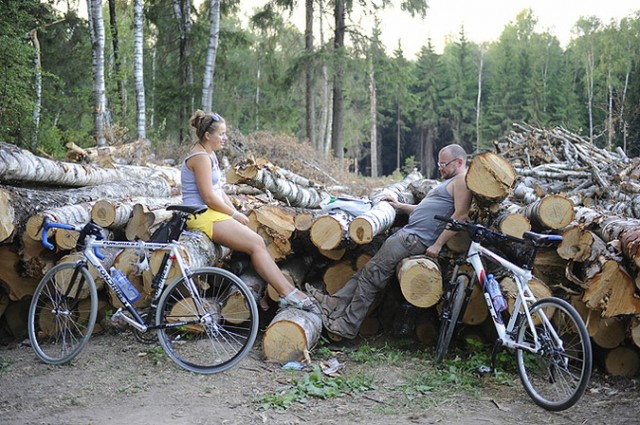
[462,239,563,354]
[79,235,201,333]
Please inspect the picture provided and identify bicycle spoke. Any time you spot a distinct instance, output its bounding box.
[28,262,97,365]
[516,298,592,411]
[157,267,259,374]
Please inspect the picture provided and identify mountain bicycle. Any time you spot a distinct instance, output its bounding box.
[433,215,592,411]
[27,205,259,374]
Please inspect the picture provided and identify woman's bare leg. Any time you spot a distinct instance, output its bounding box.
[211,219,310,303]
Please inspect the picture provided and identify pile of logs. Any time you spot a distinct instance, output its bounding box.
[2,124,640,378]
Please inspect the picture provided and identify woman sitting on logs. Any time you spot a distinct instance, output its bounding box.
[182,109,320,313]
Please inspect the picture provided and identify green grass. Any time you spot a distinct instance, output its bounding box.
[256,339,518,412]
[142,345,166,366]
[254,364,376,411]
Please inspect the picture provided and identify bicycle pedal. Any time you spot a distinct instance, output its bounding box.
[110,310,129,329]
[476,365,493,376]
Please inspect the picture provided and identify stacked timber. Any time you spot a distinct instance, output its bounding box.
[493,123,640,376]
[4,125,640,375]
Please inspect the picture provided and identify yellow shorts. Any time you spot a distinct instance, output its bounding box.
[186,208,232,240]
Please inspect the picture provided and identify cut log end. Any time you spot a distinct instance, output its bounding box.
[466,152,516,202]
[397,256,442,308]
[262,308,322,363]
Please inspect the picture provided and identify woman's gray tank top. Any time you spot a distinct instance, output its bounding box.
[181,152,222,206]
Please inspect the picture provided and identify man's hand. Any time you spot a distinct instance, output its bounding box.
[381,195,401,210]
[426,244,442,258]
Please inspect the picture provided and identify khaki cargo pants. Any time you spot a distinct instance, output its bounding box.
[323,230,427,339]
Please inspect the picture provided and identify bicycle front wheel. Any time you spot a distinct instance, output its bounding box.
[516,297,592,411]
[27,261,98,365]
[435,275,467,362]
[156,267,259,374]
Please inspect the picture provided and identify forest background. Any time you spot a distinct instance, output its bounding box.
[2,0,640,179]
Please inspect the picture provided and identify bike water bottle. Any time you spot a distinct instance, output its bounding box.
[110,267,141,303]
[485,274,507,315]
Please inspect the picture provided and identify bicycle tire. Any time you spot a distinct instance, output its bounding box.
[435,275,467,362]
[156,267,259,374]
[27,262,98,365]
[516,297,592,411]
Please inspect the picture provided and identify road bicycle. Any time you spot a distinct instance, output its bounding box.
[27,205,259,374]
[433,215,592,411]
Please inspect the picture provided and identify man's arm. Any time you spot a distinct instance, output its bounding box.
[426,175,472,257]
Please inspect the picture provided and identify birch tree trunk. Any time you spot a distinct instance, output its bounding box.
[369,55,378,177]
[304,0,316,149]
[133,0,146,139]
[201,0,220,112]
[26,29,42,152]
[88,0,108,147]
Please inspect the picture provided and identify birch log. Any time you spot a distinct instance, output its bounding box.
[323,260,356,294]
[396,256,442,308]
[25,202,96,244]
[310,210,352,250]
[0,247,39,300]
[148,229,228,282]
[0,179,173,243]
[348,170,421,244]
[125,204,174,241]
[247,206,296,261]
[581,257,640,317]
[91,196,180,229]
[519,194,574,231]
[231,157,331,208]
[0,142,180,187]
[262,307,322,363]
[602,346,640,377]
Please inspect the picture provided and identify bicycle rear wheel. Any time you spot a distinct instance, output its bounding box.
[27,262,97,365]
[516,297,592,411]
[156,267,259,374]
[435,275,467,362]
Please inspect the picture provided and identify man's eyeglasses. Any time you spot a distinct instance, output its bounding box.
[437,158,459,168]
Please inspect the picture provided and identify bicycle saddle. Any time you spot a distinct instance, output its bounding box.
[167,205,208,215]
[522,231,563,247]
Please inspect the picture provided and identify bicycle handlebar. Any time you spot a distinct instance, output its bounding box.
[41,217,105,260]
[434,215,526,245]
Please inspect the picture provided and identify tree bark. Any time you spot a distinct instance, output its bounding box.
[310,210,351,250]
[0,142,180,187]
[262,307,322,363]
[200,0,220,112]
[133,0,146,139]
[348,170,421,244]
[231,158,331,208]
[88,0,109,146]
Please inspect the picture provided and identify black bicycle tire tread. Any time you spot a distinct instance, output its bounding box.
[435,277,466,362]
[156,267,259,374]
[27,262,98,365]
[516,297,592,411]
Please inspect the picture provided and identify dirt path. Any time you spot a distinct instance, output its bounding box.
[1,331,639,425]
